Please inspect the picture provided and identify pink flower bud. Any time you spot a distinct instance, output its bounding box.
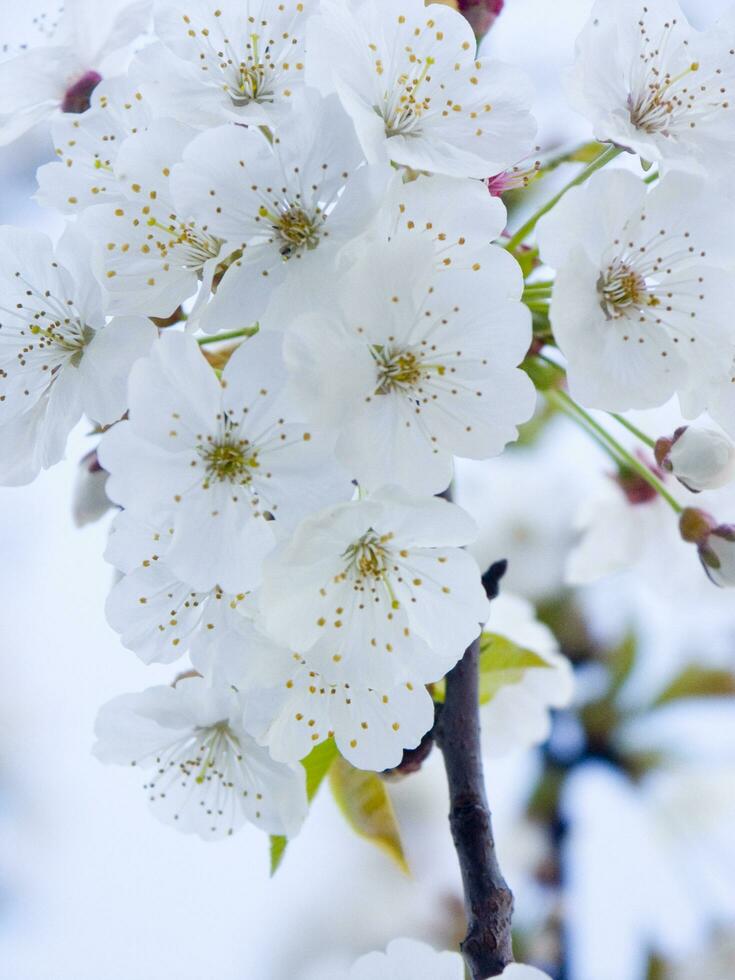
[657,425,735,493]
[458,0,505,39]
[61,70,102,114]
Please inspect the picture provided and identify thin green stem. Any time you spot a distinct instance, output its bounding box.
[643,170,660,185]
[546,387,682,514]
[505,144,625,253]
[610,413,656,450]
[523,300,551,313]
[197,327,257,346]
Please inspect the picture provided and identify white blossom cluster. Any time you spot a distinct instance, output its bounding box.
[2,0,735,893]
[0,0,547,844]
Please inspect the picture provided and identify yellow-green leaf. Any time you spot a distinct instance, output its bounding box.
[269,738,339,876]
[478,632,552,705]
[329,758,409,874]
[654,665,735,706]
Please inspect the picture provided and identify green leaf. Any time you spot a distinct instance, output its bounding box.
[478,632,552,705]
[654,665,735,706]
[329,758,409,874]
[269,738,339,876]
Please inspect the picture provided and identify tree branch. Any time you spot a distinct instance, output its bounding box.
[435,559,514,979]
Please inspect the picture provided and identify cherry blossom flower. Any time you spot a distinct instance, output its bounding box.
[536,169,735,412]
[308,0,536,178]
[81,117,227,320]
[347,939,550,979]
[93,675,308,839]
[239,633,436,771]
[98,329,350,593]
[481,594,574,757]
[282,233,534,494]
[36,69,153,214]
[259,486,489,690]
[368,170,513,275]
[0,226,156,486]
[348,939,464,980]
[568,0,735,175]
[171,89,390,331]
[139,0,314,130]
[104,511,255,667]
[0,0,152,146]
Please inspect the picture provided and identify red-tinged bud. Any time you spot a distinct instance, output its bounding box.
[458,0,505,39]
[614,457,664,506]
[61,70,102,114]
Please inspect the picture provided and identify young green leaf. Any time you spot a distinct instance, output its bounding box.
[329,758,409,874]
[478,632,552,705]
[270,738,340,876]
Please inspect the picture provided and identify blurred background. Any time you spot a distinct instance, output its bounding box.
[1,1,735,978]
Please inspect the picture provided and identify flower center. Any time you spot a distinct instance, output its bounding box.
[372,345,423,393]
[343,532,391,581]
[230,34,275,106]
[200,438,258,485]
[628,61,700,135]
[259,204,322,258]
[597,260,658,320]
[28,320,94,366]
[379,56,435,137]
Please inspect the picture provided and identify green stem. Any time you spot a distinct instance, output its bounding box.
[197,327,257,346]
[610,413,656,450]
[522,280,555,292]
[643,170,660,185]
[546,387,682,514]
[505,144,625,253]
[523,300,550,313]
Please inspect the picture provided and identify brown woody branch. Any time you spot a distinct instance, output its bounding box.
[434,559,514,979]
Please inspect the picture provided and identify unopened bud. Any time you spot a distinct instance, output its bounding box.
[61,70,102,114]
[698,524,735,588]
[656,425,735,493]
[72,450,113,527]
[679,507,735,587]
[458,0,505,39]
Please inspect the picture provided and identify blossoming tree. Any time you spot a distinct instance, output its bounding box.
[2,0,735,977]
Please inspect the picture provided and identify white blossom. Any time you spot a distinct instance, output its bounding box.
[240,634,436,771]
[259,486,489,691]
[104,511,255,667]
[170,89,389,332]
[348,940,551,980]
[364,170,513,274]
[309,0,536,178]
[0,0,152,146]
[81,117,227,320]
[481,594,574,757]
[537,169,735,413]
[36,69,153,214]
[93,675,308,839]
[98,329,349,593]
[568,0,735,175]
[282,233,534,495]
[140,0,314,130]
[0,226,156,486]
